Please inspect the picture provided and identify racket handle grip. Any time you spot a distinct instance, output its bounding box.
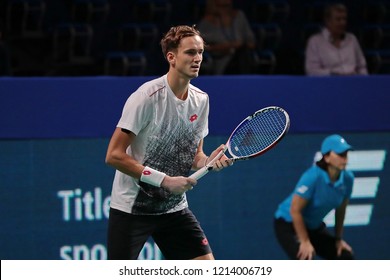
[189,149,225,180]
[189,165,212,180]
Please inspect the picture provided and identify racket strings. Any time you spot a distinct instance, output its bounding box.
[229,109,287,157]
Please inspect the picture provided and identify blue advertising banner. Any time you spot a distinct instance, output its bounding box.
[0,75,389,139]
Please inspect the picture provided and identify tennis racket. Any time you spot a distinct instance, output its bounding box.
[190,106,290,180]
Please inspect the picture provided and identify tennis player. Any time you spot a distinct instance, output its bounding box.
[274,134,354,260]
[105,25,232,260]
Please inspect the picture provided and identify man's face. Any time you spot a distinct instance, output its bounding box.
[170,35,204,79]
[326,10,347,37]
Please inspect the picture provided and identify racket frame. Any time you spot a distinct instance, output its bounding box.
[227,106,290,161]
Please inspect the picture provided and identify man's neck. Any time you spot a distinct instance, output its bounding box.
[167,72,190,100]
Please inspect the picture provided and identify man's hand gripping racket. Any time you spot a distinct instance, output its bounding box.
[190,106,290,180]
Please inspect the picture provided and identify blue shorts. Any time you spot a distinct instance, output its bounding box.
[107,207,212,260]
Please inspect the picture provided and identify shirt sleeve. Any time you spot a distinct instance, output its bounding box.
[305,35,332,76]
[236,10,256,44]
[293,168,317,200]
[352,34,368,75]
[117,90,152,135]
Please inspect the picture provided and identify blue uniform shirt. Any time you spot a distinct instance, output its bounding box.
[275,165,354,229]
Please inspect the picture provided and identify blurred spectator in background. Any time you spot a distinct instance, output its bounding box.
[305,3,368,76]
[197,0,256,75]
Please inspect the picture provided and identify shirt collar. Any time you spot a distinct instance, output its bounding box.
[319,165,345,188]
[322,28,332,43]
[321,27,345,44]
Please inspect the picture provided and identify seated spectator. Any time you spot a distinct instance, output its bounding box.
[305,3,368,76]
[197,0,256,75]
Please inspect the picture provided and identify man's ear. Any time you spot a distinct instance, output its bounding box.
[167,52,175,64]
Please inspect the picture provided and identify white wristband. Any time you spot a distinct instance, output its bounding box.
[140,166,166,187]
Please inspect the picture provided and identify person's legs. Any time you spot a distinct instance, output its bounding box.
[273,218,300,259]
[309,223,354,260]
[192,253,214,260]
[153,208,213,260]
[107,208,155,260]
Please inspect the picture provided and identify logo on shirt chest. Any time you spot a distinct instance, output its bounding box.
[189,114,198,122]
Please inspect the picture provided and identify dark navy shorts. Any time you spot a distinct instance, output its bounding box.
[107,207,212,260]
[274,217,354,260]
